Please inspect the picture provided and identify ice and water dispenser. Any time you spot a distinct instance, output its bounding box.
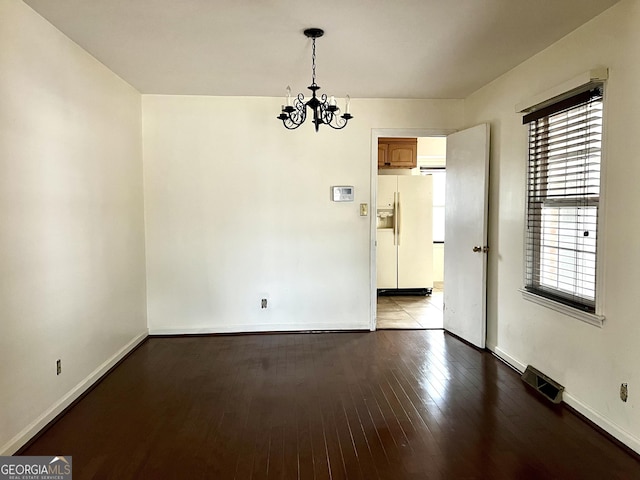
[376,208,394,229]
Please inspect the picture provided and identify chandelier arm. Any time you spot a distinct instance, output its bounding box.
[295,93,306,109]
[298,104,307,124]
[327,114,353,130]
[326,119,348,130]
[321,107,333,126]
[317,94,333,125]
[282,119,303,130]
[283,94,306,126]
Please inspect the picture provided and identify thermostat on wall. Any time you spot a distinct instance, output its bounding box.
[331,186,354,202]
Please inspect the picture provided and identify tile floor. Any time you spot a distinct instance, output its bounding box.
[376,285,443,329]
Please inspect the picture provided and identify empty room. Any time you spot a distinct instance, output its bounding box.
[1,0,640,478]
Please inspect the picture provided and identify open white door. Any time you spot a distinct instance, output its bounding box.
[444,124,490,348]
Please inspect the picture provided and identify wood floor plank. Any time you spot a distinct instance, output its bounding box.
[295,408,314,480]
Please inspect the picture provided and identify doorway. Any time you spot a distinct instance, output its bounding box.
[371,131,451,330]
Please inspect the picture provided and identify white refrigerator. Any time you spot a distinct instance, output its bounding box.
[376,175,433,293]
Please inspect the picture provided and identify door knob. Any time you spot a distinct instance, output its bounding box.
[473,246,482,252]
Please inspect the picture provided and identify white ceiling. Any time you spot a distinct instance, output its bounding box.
[23,0,619,99]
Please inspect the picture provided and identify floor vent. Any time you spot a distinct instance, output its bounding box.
[521,365,564,404]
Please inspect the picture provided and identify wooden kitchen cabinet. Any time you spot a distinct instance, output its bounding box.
[378,143,389,168]
[378,137,417,169]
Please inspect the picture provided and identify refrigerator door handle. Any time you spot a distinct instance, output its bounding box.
[397,192,401,245]
[393,192,398,246]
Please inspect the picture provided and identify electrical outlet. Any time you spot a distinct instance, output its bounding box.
[620,383,628,402]
[56,359,61,375]
[261,298,267,309]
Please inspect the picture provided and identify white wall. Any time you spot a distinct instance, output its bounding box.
[0,0,147,454]
[432,244,444,284]
[142,96,463,333]
[464,0,640,452]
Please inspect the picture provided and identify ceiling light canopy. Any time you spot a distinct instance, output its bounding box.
[277,28,352,132]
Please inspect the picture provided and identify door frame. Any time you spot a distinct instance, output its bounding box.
[369,128,456,331]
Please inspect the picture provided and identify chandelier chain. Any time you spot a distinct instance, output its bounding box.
[311,38,317,86]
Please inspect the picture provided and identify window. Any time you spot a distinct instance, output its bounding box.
[523,87,603,313]
[420,167,446,242]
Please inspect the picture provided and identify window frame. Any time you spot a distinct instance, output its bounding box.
[520,85,606,327]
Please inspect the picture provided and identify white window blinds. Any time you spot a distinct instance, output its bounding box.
[524,88,603,312]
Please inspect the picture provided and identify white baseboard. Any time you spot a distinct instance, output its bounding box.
[149,323,368,335]
[493,346,527,373]
[563,392,640,454]
[1,331,148,456]
[492,345,640,455]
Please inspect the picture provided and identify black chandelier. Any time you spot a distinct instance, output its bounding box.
[277,28,353,132]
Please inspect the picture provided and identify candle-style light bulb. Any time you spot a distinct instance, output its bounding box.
[345,95,351,114]
[330,95,336,106]
[286,86,292,106]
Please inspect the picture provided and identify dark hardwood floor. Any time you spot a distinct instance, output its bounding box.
[21,331,640,479]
